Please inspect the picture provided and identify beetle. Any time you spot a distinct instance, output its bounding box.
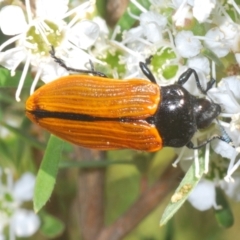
[25,49,233,151]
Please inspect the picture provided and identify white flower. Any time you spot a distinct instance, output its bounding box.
[139,11,167,43]
[189,172,240,211]
[11,209,40,238]
[220,174,240,201]
[192,0,216,23]
[0,0,99,101]
[0,170,40,240]
[183,56,210,96]
[208,76,240,180]
[188,179,217,211]
[175,31,202,58]
[204,28,230,58]
[172,1,193,27]
[209,76,240,114]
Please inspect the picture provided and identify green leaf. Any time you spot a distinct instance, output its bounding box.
[40,212,65,238]
[160,157,205,226]
[214,187,234,228]
[96,0,107,18]
[34,135,64,212]
[0,138,14,160]
[0,68,32,88]
[0,120,45,150]
[59,159,133,168]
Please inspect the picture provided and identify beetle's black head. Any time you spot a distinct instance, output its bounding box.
[193,98,221,129]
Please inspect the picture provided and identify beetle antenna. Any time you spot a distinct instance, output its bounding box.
[177,68,216,95]
[186,132,235,149]
[49,46,107,77]
[139,62,157,84]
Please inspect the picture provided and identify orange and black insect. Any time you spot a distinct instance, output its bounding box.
[25,49,232,151]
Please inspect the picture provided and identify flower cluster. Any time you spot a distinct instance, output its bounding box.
[0,169,39,239]
[111,0,240,211]
[0,0,101,101]
[1,0,240,213]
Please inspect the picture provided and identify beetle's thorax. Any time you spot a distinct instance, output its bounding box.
[153,85,198,148]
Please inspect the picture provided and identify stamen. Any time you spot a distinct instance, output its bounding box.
[225,155,240,181]
[39,21,53,34]
[219,113,234,118]
[30,68,42,94]
[127,7,141,21]
[204,139,210,173]
[213,200,222,210]
[0,34,23,52]
[111,40,142,58]
[212,60,216,80]
[35,23,50,46]
[172,146,186,167]
[111,26,121,41]
[15,55,31,102]
[125,71,140,79]
[194,139,200,178]
[130,0,148,13]
[25,0,33,23]
[65,1,94,27]
[228,0,240,15]
[68,42,106,65]
[9,222,15,240]
[218,120,231,128]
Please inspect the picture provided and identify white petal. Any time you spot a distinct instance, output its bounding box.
[143,22,163,43]
[68,20,100,49]
[0,234,5,240]
[221,77,240,104]
[66,49,89,67]
[208,77,240,114]
[220,176,240,201]
[204,28,230,58]
[188,180,215,211]
[13,173,35,202]
[0,6,27,35]
[93,17,109,35]
[172,4,192,27]
[0,211,10,231]
[35,0,69,19]
[140,11,167,29]
[192,0,216,23]
[187,56,210,75]
[175,31,202,58]
[0,47,27,72]
[181,70,207,97]
[211,138,238,160]
[235,53,240,65]
[185,56,210,96]
[123,26,143,43]
[12,209,40,237]
[39,61,69,83]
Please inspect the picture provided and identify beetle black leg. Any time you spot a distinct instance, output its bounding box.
[139,62,157,84]
[49,46,107,77]
[205,78,216,92]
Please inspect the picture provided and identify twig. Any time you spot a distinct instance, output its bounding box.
[77,147,106,240]
[97,163,184,240]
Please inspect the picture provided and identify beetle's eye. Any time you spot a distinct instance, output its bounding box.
[194,99,221,129]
